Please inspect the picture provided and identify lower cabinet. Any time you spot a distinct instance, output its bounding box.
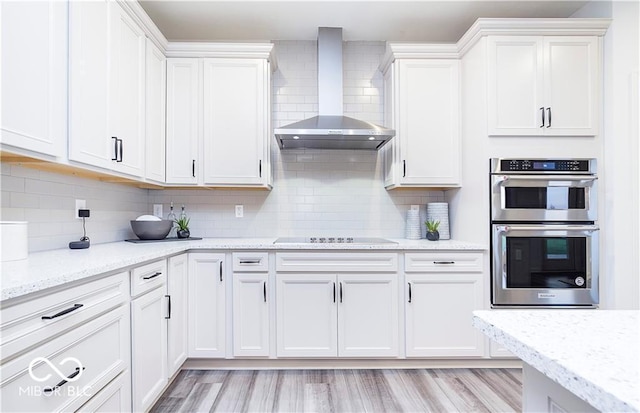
[404,252,485,357]
[276,273,399,358]
[167,254,189,375]
[0,272,130,413]
[130,263,168,412]
[188,253,226,357]
[130,255,188,412]
[78,371,131,413]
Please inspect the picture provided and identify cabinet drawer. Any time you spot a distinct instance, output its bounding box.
[0,305,130,413]
[233,252,269,272]
[130,259,167,297]
[1,272,128,362]
[276,252,398,272]
[405,252,483,272]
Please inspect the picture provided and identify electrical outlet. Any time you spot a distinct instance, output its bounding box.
[153,204,163,218]
[235,205,244,218]
[75,199,86,219]
[410,205,419,211]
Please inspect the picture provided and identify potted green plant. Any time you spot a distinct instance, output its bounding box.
[425,219,440,241]
[174,216,190,239]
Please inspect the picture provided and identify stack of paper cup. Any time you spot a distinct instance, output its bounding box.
[405,210,421,240]
[426,203,450,240]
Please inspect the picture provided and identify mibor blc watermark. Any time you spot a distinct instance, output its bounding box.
[19,356,92,397]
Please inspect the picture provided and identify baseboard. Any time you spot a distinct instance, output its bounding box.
[182,357,522,370]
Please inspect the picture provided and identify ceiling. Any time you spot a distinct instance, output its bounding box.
[139,0,591,43]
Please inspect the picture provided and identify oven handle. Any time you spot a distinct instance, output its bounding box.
[495,225,599,233]
[495,175,597,183]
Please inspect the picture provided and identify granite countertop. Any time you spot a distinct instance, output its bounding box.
[473,310,640,413]
[1,237,485,302]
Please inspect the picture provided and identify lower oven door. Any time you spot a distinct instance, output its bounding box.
[491,224,599,307]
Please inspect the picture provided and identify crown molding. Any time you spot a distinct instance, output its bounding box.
[165,42,275,61]
[457,18,611,57]
[380,18,611,69]
[117,0,168,52]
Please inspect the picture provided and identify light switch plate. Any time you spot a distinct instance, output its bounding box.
[153,204,163,218]
[235,205,244,218]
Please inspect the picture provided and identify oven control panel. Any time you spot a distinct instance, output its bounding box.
[494,159,594,173]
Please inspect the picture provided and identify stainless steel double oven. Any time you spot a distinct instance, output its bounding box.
[490,158,599,307]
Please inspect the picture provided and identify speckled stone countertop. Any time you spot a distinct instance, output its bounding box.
[473,310,640,413]
[1,238,484,302]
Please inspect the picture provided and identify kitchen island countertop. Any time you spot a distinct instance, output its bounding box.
[473,310,639,413]
[1,237,484,301]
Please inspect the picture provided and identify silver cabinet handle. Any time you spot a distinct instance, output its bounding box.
[539,107,545,128]
[165,295,171,319]
[547,107,552,128]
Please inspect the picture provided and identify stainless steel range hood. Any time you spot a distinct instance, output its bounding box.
[274,27,395,150]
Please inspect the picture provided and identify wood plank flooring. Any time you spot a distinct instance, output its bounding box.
[151,368,522,412]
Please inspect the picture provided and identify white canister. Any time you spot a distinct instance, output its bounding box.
[1,221,28,261]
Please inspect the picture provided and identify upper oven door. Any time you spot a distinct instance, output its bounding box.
[491,174,597,222]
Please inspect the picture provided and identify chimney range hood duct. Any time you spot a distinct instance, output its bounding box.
[274,27,395,150]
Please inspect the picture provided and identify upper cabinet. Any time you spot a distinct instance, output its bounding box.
[202,59,270,187]
[145,39,167,183]
[165,51,273,188]
[1,1,67,158]
[68,1,146,177]
[487,36,600,136]
[381,50,461,189]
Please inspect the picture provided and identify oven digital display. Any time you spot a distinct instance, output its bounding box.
[533,161,556,170]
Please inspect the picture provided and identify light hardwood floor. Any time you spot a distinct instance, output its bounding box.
[151,368,522,412]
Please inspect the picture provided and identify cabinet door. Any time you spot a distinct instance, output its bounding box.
[544,37,599,136]
[202,58,268,186]
[232,273,269,356]
[68,0,112,169]
[395,59,460,186]
[382,64,398,188]
[109,3,145,177]
[276,274,337,357]
[188,253,226,357]
[167,254,188,376]
[487,36,545,136]
[1,1,67,157]
[166,59,200,184]
[337,274,399,357]
[145,39,166,183]
[405,274,484,357]
[131,286,168,413]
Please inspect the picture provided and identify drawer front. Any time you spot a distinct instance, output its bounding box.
[405,252,483,273]
[130,259,167,297]
[1,272,128,362]
[232,252,269,272]
[0,305,130,413]
[276,253,398,273]
[76,370,131,413]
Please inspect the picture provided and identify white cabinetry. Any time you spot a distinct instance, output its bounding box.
[188,253,226,357]
[165,51,273,188]
[1,0,67,158]
[69,0,145,177]
[130,260,168,412]
[381,52,460,188]
[232,252,270,356]
[487,36,600,136]
[275,253,399,358]
[145,39,167,183]
[165,59,200,185]
[0,272,130,412]
[203,59,270,186]
[167,254,189,376]
[404,252,485,357]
